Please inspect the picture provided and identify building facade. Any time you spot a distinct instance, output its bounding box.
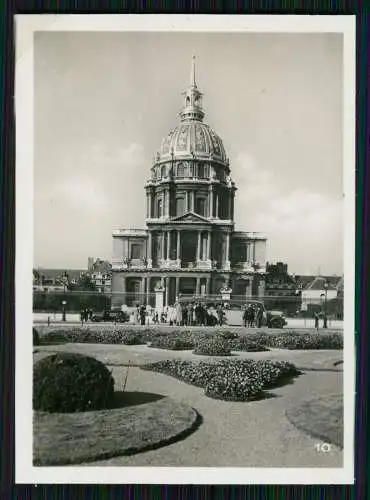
[111,57,267,308]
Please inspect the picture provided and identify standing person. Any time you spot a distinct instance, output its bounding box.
[175,301,183,326]
[88,308,93,321]
[249,305,255,327]
[200,303,206,326]
[314,312,319,330]
[140,304,146,325]
[256,307,263,328]
[242,307,248,328]
[187,302,193,326]
[134,306,140,325]
[182,303,187,327]
[217,304,224,326]
[80,305,85,325]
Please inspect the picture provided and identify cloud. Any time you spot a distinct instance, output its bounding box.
[233,152,343,274]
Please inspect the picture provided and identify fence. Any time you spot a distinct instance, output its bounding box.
[33,290,343,320]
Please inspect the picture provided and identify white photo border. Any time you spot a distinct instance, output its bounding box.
[15,14,356,485]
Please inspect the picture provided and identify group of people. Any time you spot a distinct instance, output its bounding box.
[132,302,226,327]
[133,305,148,326]
[80,306,93,323]
[242,303,264,328]
[167,302,225,327]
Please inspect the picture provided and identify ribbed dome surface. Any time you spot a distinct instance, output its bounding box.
[159,120,227,165]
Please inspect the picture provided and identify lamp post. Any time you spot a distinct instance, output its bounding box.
[62,300,67,322]
[323,282,328,329]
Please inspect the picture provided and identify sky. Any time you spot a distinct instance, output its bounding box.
[34,31,344,275]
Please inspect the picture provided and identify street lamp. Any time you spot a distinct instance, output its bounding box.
[61,300,67,322]
[323,282,328,329]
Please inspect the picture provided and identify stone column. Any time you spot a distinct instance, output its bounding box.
[209,185,213,217]
[192,191,195,212]
[165,277,170,306]
[175,277,180,299]
[167,231,171,260]
[196,277,201,295]
[122,276,127,306]
[186,192,190,212]
[147,232,152,268]
[224,233,230,270]
[140,278,145,304]
[228,192,233,220]
[206,277,211,295]
[197,231,202,262]
[161,232,165,260]
[207,231,212,260]
[258,278,265,300]
[245,277,253,299]
[146,277,150,303]
[176,230,181,260]
[215,193,219,218]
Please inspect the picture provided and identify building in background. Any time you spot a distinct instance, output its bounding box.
[300,275,343,318]
[111,57,267,308]
[264,261,300,315]
[87,257,112,293]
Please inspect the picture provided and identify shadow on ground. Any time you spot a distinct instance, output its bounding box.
[110,391,165,408]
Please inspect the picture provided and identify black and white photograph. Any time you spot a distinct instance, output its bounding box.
[15,15,355,484]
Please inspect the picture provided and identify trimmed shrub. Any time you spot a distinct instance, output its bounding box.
[33,327,40,346]
[33,352,115,413]
[193,339,232,356]
[142,359,301,402]
[149,336,195,350]
[266,332,343,350]
[228,336,269,352]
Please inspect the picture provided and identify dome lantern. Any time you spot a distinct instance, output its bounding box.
[180,55,205,122]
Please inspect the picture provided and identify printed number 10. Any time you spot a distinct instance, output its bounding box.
[315,443,332,452]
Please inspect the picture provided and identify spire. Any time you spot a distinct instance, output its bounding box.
[190,55,196,88]
[180,55,204,122]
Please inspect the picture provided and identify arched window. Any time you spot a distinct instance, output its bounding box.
[186,96,190,106]
[161,165,166,178]
[157,199,163,217]
[177,163,185,178]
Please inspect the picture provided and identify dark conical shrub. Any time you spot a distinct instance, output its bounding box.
[33,352,114,413]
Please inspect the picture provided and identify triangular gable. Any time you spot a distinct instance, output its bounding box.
[172,211,210,223]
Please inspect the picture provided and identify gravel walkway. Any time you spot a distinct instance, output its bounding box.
[34,344,343,467]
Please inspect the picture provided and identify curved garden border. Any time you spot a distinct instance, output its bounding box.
[33,396,201,465]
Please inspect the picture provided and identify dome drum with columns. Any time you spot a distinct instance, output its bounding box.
[111,57,267,308]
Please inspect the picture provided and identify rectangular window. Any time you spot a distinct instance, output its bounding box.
[131,244,141,259]
[176,197,185,216]
[195,198,206,216]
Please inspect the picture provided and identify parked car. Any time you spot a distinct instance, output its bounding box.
[91,310,130,323]
[266,310,288,329]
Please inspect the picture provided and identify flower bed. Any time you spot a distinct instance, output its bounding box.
[38,326,343,351]
[193,339,232,357]
[142,359,301,402]
[265,332,343,350]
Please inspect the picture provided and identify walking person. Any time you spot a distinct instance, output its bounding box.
[187,303,193,326]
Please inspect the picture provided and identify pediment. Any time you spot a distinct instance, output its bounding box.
[172,211,210,223]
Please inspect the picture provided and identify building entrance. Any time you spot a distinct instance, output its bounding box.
[181,232,197,264]
[179,277,196,295]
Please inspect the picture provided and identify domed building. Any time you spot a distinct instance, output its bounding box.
[111,57,267,308]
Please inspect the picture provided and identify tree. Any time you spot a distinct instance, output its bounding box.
[71,273,97,292]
